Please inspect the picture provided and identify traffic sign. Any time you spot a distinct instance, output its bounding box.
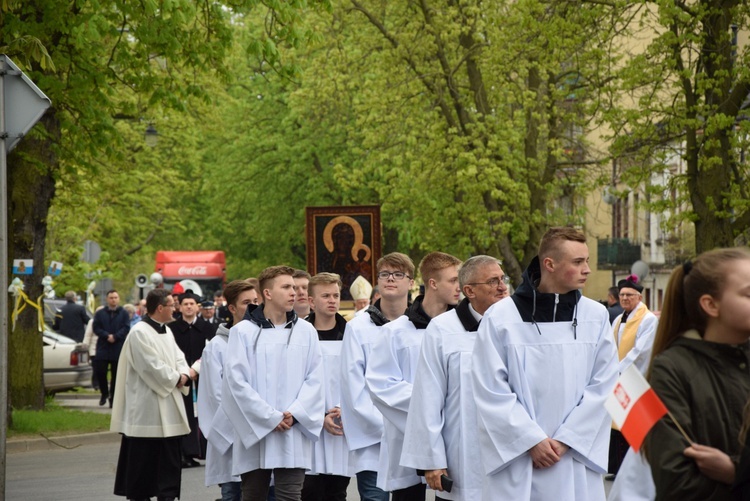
[1,55,51,152]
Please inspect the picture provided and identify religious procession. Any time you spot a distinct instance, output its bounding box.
[5,2,750,501]
[100,227,750,501]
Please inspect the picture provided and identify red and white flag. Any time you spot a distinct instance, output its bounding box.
[605,364,668,452]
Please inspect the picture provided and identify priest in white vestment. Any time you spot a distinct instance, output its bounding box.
[222,266,325,501]
[112,289,191,501]
[472,227,618,501]
[401,256,510,501]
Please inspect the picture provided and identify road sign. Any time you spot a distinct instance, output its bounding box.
[81,240,101,264]
[1,55,51,152]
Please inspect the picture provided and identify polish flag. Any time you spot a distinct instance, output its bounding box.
[605,364,668,452]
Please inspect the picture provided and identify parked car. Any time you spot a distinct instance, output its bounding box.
[42,329,92,393]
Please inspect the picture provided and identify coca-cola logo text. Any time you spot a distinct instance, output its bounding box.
[178,266,208,276]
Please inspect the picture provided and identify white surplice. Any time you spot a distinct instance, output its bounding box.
[607,449,655,501]
[339,312,386,475]
[308,340,350,477]
[400,308,483,501]
[196,323,239,486]
[612,302,658,375]
[365,315,424,491]
[222,317,325,476]
[471,296,618,501]
[110,321,190,438]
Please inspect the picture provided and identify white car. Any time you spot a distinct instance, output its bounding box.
[43,329,92,393]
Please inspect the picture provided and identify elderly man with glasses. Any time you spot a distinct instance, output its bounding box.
[607,274,659,479]
[401,255,510,500]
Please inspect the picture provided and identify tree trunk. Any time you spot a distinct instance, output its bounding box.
[7,111,58,410]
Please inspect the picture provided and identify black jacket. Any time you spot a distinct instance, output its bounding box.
[93,306,130,361]
[511,256,582,338]
[646,334,750,501]
[307,311,347,341]
[54,300,90,342]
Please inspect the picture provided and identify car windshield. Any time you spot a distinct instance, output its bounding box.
[43,330,76,345]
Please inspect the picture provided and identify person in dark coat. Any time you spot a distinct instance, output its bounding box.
[93,290,130,407]
[53,290,90,342]
[170,289,212,468]
[607,286,624,324]
[199,300,219,340]
[644,248,750,501]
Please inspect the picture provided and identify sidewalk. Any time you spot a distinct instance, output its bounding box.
[7,391,120,454]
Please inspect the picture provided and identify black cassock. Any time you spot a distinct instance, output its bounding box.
[170,316,211,460]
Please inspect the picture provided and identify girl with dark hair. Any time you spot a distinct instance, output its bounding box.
[644,247,750,500]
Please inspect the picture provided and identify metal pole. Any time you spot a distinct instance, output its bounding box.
[0,56,10,499]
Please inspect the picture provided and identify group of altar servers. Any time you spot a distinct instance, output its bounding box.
[196,226,620,501]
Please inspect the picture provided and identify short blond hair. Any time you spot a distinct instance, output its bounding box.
[309,272,342,295]
[419,251,462,283]
[538,227,586,261]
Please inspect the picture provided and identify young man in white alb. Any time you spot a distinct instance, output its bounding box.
[472,227,618,501]
[366,251,462,501]
[198,279,259,501]
[301,272,351,501]
[222,266,324,501]
[339,252,414,501]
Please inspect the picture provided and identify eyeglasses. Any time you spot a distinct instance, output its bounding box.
[468,276,511,288]
[163,302,175,308]
[619,293,639,298]
[377,271,411,281]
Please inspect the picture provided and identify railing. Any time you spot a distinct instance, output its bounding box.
[597,238,642,268]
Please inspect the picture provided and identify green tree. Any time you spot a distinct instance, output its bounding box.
[2,0,325,409]
[604,1,750,253]
[294,0,619,280]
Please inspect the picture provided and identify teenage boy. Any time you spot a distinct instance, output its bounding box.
[198,280,260,501]
[471,227,618,500]
[401,256,510,500]
[301,272,351,501]
[222,266,324,501]
[366,252,462,501]
[292,269,311,319]
[339,252,414,501]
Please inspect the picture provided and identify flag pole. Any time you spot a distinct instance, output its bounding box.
[666,410,694,445]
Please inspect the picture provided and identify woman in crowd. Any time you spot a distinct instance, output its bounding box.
[644,247,750,500]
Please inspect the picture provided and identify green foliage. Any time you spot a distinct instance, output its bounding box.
[602,0,750,252]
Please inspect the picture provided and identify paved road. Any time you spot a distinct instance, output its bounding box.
[7,440,377,501]
[6,393,611,500]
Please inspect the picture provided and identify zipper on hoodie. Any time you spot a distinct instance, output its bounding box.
[553,294,559,321]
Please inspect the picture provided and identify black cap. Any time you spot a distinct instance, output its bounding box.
[200,300,215,309]
[618,274,643,293]
[178,289,202,304]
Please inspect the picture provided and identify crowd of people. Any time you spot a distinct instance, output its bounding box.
[97,226,750,501]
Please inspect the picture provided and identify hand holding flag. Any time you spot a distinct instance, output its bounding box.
[605,364,688,452]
